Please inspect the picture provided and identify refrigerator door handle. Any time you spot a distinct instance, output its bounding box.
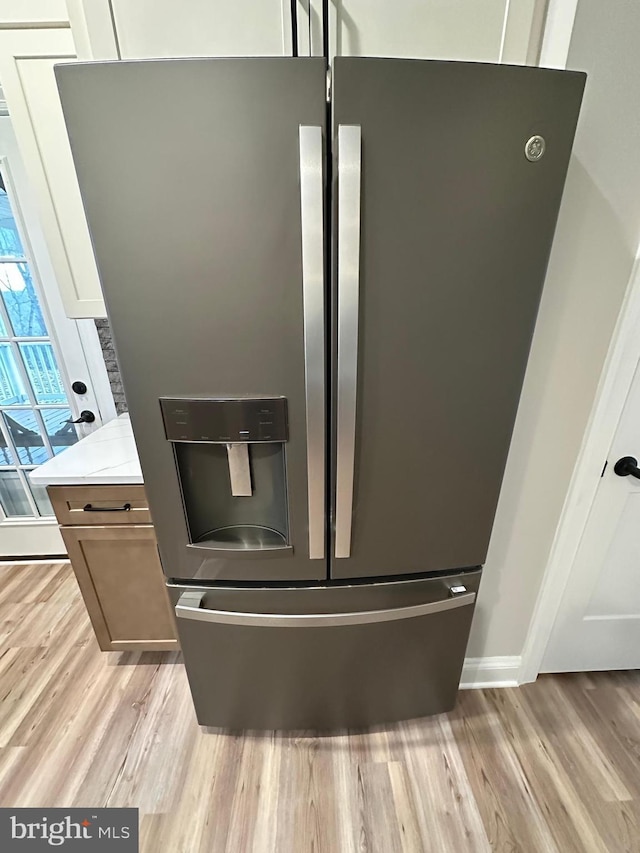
[299,125,326,560]
[175,589,476,627]
[335,125,362,559]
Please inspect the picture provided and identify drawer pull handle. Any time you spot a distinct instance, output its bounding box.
[175,589,476,627]
[83,502,132,512]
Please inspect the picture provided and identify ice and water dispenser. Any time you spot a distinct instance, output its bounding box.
[160,398,290,552]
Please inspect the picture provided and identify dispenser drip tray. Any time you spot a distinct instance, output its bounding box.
[194,524,288,551]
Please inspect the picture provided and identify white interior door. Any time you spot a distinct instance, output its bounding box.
[0,115,113,557]
[543,355,640,672]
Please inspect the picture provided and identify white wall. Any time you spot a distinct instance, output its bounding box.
[468,0,640,658]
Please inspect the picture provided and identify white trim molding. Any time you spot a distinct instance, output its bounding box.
[0,518,65,557]
[460,656,522,689]
[65,0,120,60]
[0,558,69,565]
[539,0,579,68]
[76,319,117,423]
[498,0,512,63]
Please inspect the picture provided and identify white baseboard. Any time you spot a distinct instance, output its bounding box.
[0,558,69,565]
[459,656,522,689]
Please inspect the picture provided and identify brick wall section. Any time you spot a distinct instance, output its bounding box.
[94,318,128,414]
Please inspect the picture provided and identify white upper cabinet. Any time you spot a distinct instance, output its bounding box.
[107,0,547,64]
[310,0,547,64]
[0,24,108,318]
[111,0,291,58]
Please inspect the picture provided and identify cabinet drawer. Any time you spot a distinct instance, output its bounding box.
[48,484,152,525]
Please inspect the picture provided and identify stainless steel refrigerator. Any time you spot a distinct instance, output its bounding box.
[56,57,584,729]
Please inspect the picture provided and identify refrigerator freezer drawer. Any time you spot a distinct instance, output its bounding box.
[169,569,480,729]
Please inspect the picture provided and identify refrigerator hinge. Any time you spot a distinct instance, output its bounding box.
[326,67,331,103]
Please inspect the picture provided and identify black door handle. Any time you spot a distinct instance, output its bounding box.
[613,456,640,479]
[83,503,132,512]
[67,410,96,424]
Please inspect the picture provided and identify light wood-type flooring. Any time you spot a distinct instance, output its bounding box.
[0,561,638,852]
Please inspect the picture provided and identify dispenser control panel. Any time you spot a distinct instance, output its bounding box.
[160,397,288,443]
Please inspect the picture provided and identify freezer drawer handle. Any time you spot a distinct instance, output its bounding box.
[175,589,476,628]
[335,125,362,559]
[299,125,326,559]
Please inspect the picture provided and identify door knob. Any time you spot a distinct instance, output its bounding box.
[67,410,96,424]
[71,380,88,395]
[613,456,640,479]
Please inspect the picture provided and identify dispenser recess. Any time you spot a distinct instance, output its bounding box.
[161,398,290,553]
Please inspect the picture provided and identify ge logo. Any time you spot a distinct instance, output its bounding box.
[525,135,546,162]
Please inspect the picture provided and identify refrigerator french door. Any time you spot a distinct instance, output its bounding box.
[56,57,584,728]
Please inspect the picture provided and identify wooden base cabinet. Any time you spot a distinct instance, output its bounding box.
[49,486,178,652]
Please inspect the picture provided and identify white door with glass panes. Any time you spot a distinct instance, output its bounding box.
[0,115,113,557]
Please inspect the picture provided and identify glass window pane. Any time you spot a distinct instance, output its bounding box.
[0,470,31,517]
[0,313,7,337]
[0,343,28,405]
[19,342,65,404]
[3,410,48,465]
[0,263,48,337]
[0,426,12,465]
[0,188,25,258]
[25,472,54,517]
[41,408,79,456]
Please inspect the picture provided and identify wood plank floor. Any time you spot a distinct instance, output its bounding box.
[0,562,639,852]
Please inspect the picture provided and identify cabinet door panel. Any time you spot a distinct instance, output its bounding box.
[61,524,177,651]
[310,0,546,64]
[0,27,105,317]
[111,0,289,59]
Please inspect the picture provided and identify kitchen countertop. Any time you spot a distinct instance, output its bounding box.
[29,413,143,486]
